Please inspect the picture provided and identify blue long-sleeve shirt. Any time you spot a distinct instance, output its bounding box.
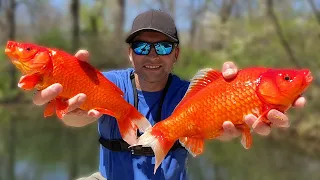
[98,68,190,180]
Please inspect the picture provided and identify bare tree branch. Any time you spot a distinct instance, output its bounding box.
[88,0,106,35]
[156,0,175,18]
[0,19,5,30]
[266,0,300,67]
[247,0,253,21]
[158,0,165,10]
[70,0,80,52]
[307,0,320,25]
[115,0,125,41]
[168,0,175,20]
[219,0,237,24]
[189,0,210,48]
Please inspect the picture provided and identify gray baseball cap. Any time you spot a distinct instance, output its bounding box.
[125,9,179,44]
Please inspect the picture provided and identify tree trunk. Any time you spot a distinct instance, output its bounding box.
[115,0,125,42]
[266,0,300,67]
[307,0,320,26]
[113,0,125,57]
[68,1,80,179]
[189,0,198,49]
[71,0,80,52]
[5,0,17,179]
[212,0,237,50]
[219,0,237,24]
[247,0,253,22]
[189,0,209,49]
[168,0,175,20]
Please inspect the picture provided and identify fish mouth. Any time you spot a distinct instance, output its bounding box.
[5,41,18,55]
[12,60,30,74]
[5,47,12,54]
[5,50,30,74]
[298,70,313,97]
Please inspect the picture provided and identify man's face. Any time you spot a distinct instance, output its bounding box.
[129,31,179,83]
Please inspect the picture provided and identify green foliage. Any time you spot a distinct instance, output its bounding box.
[174,48,225,80]
[34,29,71,51]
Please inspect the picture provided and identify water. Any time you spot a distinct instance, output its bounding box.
[1,106,320,180]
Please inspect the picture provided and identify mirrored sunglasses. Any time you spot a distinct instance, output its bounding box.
[131,41,176,56]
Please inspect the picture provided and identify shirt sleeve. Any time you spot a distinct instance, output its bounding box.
[102,71,119,87]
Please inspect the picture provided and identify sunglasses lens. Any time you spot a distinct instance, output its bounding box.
[155,42,173,55]
[132,42,150,55]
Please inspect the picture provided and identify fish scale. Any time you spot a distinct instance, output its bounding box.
[43,50,127,117]
[5,41,152,146]
[163,69,265,140]
[133,66,312,174]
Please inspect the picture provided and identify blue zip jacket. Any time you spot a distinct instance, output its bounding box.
[98,68,190,180]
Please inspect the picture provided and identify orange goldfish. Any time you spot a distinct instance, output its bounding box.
[4,41,151,145]
[132,67,313,173]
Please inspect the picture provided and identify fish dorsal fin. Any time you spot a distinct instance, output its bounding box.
[175,68,222,109]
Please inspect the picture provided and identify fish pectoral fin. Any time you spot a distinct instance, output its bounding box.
[44,99,56,117]
[93,108,116,117]
[18,74,41,90]
[55,98,69,119]
[257,106,272,125]
[179,137,204,157]
[236,124,252,149]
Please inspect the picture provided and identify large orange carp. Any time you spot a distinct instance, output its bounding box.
[5,41,152,145]
[133,67,313,173]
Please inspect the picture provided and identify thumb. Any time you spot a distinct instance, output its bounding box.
[222,61,238,79]
[75,50,90,62]
[88,109,102,118]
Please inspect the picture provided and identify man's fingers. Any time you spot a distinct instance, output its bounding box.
[66,93,87,112]
[252,120,271,136]
[267,110,290,128]
[222,121,241,137]
[293,96,306,108]
[244,114,257,127]
[88,109,102,118]
[33,83,63,105]
[222,61,238,79]
[245,114,271,136]
[75,50,90,62]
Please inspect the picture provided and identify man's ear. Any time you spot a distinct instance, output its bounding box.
[128,47,133,63]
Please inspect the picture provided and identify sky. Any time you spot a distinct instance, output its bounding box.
[49,0,200,32]
[13,0,318,34]
[47,0,317,32]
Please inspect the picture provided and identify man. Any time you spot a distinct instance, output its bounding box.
[32,10,306,180]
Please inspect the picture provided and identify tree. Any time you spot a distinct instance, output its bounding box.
[68,1,80,179]
[4,0,18,179]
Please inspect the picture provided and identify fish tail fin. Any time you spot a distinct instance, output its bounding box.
[237,124,252,149]
[134,127,175,174]
[117,106,151,145]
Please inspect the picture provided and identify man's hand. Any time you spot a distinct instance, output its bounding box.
[217,61,307,141]
[32,50,102,121]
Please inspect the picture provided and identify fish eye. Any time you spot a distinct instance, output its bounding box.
[284,75,291,81]
[26,47,31,51]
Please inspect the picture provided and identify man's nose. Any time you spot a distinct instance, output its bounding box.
[147,46,158,57]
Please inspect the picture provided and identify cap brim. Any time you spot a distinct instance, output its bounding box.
[125,28,179,43]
